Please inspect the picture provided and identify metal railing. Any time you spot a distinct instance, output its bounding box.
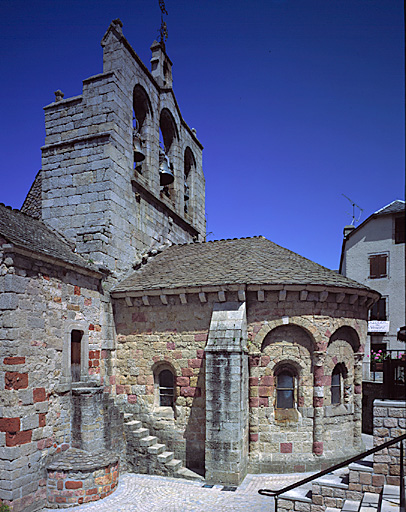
[259,433,406,512]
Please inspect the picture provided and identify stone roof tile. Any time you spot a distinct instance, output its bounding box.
[0,203,98,272]
[113,236,371,293]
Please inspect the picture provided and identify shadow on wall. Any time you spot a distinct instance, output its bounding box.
[184,360,206,475]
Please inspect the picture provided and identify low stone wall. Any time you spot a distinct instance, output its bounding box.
[373,399,405,487]
[46,449,119,508]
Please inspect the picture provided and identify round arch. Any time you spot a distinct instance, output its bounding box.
[328,325,361,352]
[133,84,153,130]
[159,108,179,153]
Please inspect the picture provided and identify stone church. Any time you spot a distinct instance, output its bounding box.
[0,19,379,512]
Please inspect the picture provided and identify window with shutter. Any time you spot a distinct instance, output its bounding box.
[369,254,387,279]
[395,216,405,244]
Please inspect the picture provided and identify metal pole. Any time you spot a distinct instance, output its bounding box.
[275,496,278,512]
[400,439,405,512]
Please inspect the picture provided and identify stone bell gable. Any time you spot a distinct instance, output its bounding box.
[39,19,205,278]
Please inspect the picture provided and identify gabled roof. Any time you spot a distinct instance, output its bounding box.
[374,199,405,216]
[113,236,372,294]
[0,203,100,274]
[339,199,405,274]
[348,200,405,239]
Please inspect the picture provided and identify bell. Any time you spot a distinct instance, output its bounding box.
[184,182,190,201]
[159,157,174,186]
[133,132,145,162]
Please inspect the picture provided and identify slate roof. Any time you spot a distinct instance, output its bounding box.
[20,170,42,219]
[0,203,99,273]
[374,200,405,216]
[113,236,371,293]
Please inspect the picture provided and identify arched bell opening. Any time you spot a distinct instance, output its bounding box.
[184,147,196,215]
[133,84,152,175]
[159,108,178,199]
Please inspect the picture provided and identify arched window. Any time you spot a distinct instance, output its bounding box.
[331,364,346,405]
[184,147,196,214]
[158,369,174,406]
[276,369,295,409]
[71,330,83,382]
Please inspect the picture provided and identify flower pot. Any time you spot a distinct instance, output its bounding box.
[375,362,383,371]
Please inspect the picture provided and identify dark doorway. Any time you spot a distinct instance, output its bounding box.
[71,330,83,382]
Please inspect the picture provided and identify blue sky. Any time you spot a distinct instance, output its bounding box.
[1,0,404,270]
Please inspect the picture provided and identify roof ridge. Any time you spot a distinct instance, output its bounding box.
[165,236,265,248]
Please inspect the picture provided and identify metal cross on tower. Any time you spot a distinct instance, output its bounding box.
[158,0,168,47]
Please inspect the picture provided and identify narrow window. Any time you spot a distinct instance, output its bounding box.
[369,254,387,279]
[331,367,341,404]
[276,370,295,409]
[71,330,83,382]
[370,298,387,321]
[395,216,405,244]
[159,369,174,406]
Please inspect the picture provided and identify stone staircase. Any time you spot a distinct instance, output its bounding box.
[278,460,405,512]
[122,413,204,482]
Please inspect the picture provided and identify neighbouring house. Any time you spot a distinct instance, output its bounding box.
[0,19,380,512]
[339,200,406,378]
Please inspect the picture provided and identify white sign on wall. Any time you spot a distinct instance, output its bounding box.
[368,321,390,333]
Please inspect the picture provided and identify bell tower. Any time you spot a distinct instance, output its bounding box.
[40,19,205,278]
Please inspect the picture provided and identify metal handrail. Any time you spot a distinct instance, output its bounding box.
[259,433,406,512]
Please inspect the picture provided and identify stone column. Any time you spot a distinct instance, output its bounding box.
[205,301,248,485]
[353,352,364,449]
[312,351,325,456]
[71,384,105,453]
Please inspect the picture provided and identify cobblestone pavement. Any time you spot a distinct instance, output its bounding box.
[42,434,373,511]
[42,471,314,512]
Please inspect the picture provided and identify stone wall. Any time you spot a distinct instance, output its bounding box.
[372,399,406,487]
[0,247,108,512]
[247,289,367,473]
[112,287,369,478]
[112,293,211,472]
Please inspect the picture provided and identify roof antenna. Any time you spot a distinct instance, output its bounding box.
[158,0,168,49]
[342,194,364,226]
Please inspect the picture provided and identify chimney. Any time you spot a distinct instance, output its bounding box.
[343,225,355,238]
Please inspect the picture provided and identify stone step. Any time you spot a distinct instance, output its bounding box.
[131,427,149,439]
[139,435,158,447]
[360,491,379,511]
[174,467,204,482]
[158,451,174,464]
[342,499,361,512]
[147,443,166,455]
[381,484,403,512]
[325,508,341,512]
[280,483,312,503]
[165,458,182,472]
[349,461,374,473]
[314,472,349,489]
[123,413,133,420]
[382,484,401,501]
[125,419,142,430]
[380,500,400,512]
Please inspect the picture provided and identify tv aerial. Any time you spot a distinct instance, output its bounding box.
[342,194,364,226]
